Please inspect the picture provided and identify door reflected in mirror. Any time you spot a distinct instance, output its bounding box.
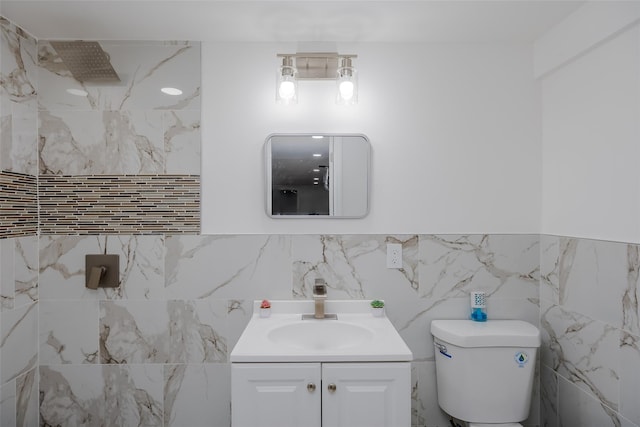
[265,134,370,218]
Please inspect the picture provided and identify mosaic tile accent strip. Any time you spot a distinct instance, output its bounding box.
[39,175,200,234]
[0,171,38,238]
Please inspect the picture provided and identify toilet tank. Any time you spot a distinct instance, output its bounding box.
[430,320,540,424]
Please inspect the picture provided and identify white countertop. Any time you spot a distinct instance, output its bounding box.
[230,300,413,363]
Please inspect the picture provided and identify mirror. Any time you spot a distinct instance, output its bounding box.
[265,134,370,218]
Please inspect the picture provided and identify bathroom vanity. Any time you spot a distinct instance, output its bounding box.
[230,300,413,427]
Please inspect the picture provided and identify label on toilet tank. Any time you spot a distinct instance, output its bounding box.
[514,351,529,368]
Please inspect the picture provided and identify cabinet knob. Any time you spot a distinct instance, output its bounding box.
[327,383,337,393]
[307,383,316,392]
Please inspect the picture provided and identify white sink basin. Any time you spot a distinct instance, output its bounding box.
[267,321,374,350]
[230,300,413,362]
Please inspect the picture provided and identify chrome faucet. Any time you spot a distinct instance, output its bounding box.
[313,278,327,319]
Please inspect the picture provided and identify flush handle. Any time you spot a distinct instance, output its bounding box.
[307,383,316,392]
[434,342,447,353]
[327,383,336,393]
[435,341,452,358]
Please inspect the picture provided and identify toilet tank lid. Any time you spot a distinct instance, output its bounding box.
[431,319,541,348]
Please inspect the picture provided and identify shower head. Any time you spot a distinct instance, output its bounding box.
[49,41,120,83]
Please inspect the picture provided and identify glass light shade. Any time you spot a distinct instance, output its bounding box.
[279,79,295,99]
[276,65,298,105]
[336,66,357,105]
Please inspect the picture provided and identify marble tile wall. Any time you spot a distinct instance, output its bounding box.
[37,40,200,177]
[540,235,640,427]
[37,39,201,233]
[3,21,205,425]
[0,17,38,177]
[37,233,540,427]
[0,17,40,427]
[0,17,38,239]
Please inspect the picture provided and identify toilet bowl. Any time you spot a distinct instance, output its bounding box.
[431,320,540,426]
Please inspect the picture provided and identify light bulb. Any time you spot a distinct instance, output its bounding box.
[339,80,354,101]
[279,80,296,100]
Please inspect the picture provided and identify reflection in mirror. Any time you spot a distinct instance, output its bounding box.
[265,134,370,218]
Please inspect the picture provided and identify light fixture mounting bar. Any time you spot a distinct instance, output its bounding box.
[277,53,357,80]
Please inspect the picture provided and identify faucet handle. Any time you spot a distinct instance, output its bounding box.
[313,278,327,296]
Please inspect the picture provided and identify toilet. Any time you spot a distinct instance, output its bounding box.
[430,319,541,427]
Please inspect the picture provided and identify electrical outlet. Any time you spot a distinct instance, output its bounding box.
[386,243,402,269]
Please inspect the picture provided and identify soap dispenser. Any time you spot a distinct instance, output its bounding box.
[470,291,487,322]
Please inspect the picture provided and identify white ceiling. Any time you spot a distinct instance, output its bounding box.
[2,0,584,43]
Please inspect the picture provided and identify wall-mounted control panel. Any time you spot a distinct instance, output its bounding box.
[85,254,120,289]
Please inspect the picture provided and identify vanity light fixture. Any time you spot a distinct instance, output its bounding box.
[276,52,358,105]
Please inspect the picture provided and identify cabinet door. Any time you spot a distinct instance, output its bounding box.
[232,363,321,427]
[321,362,411,427]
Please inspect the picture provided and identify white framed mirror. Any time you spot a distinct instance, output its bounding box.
[265,134,371,218]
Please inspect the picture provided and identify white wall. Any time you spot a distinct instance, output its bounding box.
[201,42,541,234]
[538,6,640,243]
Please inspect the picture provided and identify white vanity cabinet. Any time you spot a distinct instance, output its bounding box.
[232,363,321,427]
[320,362,411,427]
[231,362,411,427]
